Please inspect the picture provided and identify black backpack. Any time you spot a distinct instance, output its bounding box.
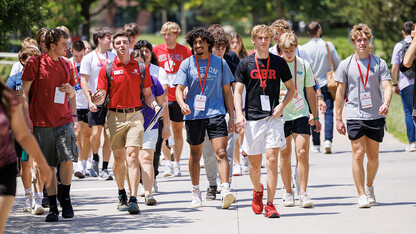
[399,40,416,80]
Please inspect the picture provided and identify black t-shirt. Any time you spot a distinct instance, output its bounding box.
[225,59,237,75]
[224,51,240,67]
[400,60,416,118]
[235,53,292,121]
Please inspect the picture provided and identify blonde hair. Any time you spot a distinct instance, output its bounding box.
[271,19,291,33]
[160,22,181,35]
[228,32,248,59]
[350,23,372,42]
[57,25,70,37]
[251,25,273,39]
[278,32,298,50]
[22,37,38,49]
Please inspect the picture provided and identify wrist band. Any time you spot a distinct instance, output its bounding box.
[230,118,234,121]
[392,84,398,86]
[72,115,77,117]
[313,117,319,121]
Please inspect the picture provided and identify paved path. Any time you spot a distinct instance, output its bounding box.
[5,127,416,234]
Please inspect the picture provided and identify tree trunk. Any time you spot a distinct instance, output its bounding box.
[81,0,91,41]
[180,2,187,35]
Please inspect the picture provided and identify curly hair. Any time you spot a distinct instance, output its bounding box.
[134,40,159,66]
[186,28,214,54]
[350,23,372,42]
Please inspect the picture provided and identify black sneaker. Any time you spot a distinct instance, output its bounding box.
[127,196,140,214]
[117,194,128,211]
[45,210,59,222]
[206,185,217,200]
[61,198,74,219]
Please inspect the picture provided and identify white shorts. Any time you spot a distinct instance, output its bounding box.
[142,129,158,151]
[242,116,286,155]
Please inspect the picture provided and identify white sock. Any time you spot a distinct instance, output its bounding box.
[24,187,32,196]
[35,192,43,198]
[165,160,171,166]
[174,161,180,167]
[221,183,230,191]
[192,185,200,191]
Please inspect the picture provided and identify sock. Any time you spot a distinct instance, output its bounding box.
[102,161,109,171]
[82,160,87,168]
[35,192,43,198]
[61,184,71,199]
[118,189,127,196]
[24,187,33,196]
[174,161,180,167]
[192,185,200,191]
[48,195,58,213]
[93,153,99,162]
[221,182,230,191]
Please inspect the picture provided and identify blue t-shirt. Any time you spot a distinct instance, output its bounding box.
[142,75,165,130]
[174,54,234,120]
[6,71,23,96]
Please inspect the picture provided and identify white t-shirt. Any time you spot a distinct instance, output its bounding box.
[80,50,116,93]
[10,62,23,77]
[69,57,89,109]
[269,45,313,64]
[149,64,168,86]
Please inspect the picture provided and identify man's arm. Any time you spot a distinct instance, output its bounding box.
[143,87,159,113]
[69,96,78,130]
[403,31,416,68]
[21,80,33,130]
[81,74,97,112]
[156,93,170,139]
[175,84,191,115]
[335,82,346,135]
[233,82,245,131]
[305,86,321,132]
[391,64,400,95]
[222,83,235,133]
[275,79,295,117]
[379,80,392,116]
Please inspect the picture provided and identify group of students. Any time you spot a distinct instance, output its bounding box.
[0,18,396,231]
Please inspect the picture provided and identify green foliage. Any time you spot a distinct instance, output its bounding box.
[386,93,408,143]
[43,0,84,32]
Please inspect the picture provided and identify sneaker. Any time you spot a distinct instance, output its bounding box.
[86,158,92,170]
[61,197,74,219]
[252,183,264,214]
[163,161,173,177]
[206,185,217,200]
[366,186,376,204]
[33,196,45,215]
[45,210,59,222]
[74,162,85,178]
[100,169,113,180]
[191,189,202,208]
[311,145,320,153]
[152,179,158,193]
[283,191,295,207]
[139,184,145,197]
[264,202,280,218]
[299,192,314,208]
[127,196,140,214]
[232,164,242,176]
[358,195,371,208]
[23,193,33,213]
[405,142,416,152]
[200,158,205,168]
[173,162,182,177]
[216,177,221,194]
[145,194,157,206]
[324,140,332,154]
[117,194,128,211]
[90,160,99,177]
[241,157,249,174]
[221,189,235,209]
[83,165,90,176]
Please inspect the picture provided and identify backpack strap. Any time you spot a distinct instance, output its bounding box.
[138,61,148,117]
[102,61,113,108]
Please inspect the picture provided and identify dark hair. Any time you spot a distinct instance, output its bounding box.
[131,50,146,61]
[134,40,153,51]
[208,24,226,35]
[45,28,68,50]
[307,21,321,36]
[72,40,85,52]
[93,27,112,47]
[35,27,49,48]
[212,32,230,55]
[0,82,16,122]
[112,32,130,45]
[186,28,215,54]
[123,23,141,37]
[403,21,414,35]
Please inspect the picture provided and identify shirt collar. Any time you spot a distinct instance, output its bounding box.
[114,55,136,66]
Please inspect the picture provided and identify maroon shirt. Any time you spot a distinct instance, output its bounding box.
[0,90,19,168]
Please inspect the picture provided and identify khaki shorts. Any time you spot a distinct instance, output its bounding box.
[105,110,145,150]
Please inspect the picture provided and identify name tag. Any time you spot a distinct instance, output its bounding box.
[114,70,123,75]
[293,96,305,111]
[360,92,372,109]
[54,87,65,104]
[260,95,271,111]
[194,94,207,111]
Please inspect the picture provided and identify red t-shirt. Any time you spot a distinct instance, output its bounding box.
[97,56,152,109]
[153,43,192,101]
[22,54,75,128]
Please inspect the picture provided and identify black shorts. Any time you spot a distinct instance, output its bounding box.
[77,109,89,124]
[185,115,228,145]
[284,116,311,137]
[0,161,17,196]
[88,105,108,127]
[168,101,184,122]
[347,118,385,142]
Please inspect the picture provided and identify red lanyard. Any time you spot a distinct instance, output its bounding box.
[255,54,270,94]
[95,50,108,67]
[72,59,80,86]
[355,54,371,89]
[195,55,211,93]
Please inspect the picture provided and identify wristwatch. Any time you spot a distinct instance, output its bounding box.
[392,83,398,87]
[317,94,324,100]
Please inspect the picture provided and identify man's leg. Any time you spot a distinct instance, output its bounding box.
[171,121,184,176]
[126,146,140,198]
[211,136,229,183]
[202,134,218,187]
[293,133,310,194]
[138,149,154,196]
[265,148,279,204]
[189,144,203,186]
[0,196,15,234]
[102,131,112,174]
[322,85,334,153]
[400,85,416,147]
[351,137,366,196]
[248,154,263,192]
[280,136,293,194]
[90,125,102,176]
[365,137,380,187]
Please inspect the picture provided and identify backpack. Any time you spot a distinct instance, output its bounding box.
[399,40,416,80]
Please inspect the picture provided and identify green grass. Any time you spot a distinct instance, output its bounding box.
[385,93,408,144]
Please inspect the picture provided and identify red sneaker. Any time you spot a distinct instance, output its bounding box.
[264,202,280,218]
[252,183,264,214]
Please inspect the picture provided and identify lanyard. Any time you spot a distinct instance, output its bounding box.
[282,55,298,91]
[195,55,211,94]
[255,54,270,94]
[355,54,371,89]
[95,50,108,67]
[72,59,80,86]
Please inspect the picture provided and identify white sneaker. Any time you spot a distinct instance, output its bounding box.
[232,164,242,176]
[191,189,202,208]
[173,162,182,177]
[33,196,45,215]
[86,158,92,170]
[200,158,205,168]
[23,193,33,212]
[366,186,376,204]
[283,191,295,207]
[241,157,249,174]
[152,179,158,193]
[299,192,314,208]
[324,140,332,154]
[139,184,145,197]
[74,162,85,178]
[358,195,370,208]
[163,160,173,177]
[405,143,416,152]
[221,189,236,209]
[311,145,320,153]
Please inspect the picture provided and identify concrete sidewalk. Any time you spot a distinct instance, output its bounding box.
[5,128,416,234]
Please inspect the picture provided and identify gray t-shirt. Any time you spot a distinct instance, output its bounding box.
[335,54,391,120]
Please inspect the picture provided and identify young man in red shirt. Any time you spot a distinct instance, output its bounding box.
[153,22,192,177]
[92,32,160,214]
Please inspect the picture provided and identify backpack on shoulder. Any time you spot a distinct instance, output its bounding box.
[399,40,416,80]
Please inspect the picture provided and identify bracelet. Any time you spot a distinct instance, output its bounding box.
[317,94,324,99]
[392,84,398,86]
[313,117,319,121]
[230,118,235,121]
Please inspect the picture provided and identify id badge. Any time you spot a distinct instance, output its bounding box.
[54,87,65,104]
[260,95,271,111]
[194,94,207,111]
[360,92,372,109]
[167,73,176,88]
[293,96,305,111]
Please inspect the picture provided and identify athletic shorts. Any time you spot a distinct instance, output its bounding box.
[242,116,286,155]
[105,110,144,150]
[284,116,311,137]
[88,105,108,127]
[347,118,385,142]
[185,115,228,145]
[0,161,17,196]
[168,101,184,122]
[33,122,78,167]
[142,129,158,151]
[77,109,89,124]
